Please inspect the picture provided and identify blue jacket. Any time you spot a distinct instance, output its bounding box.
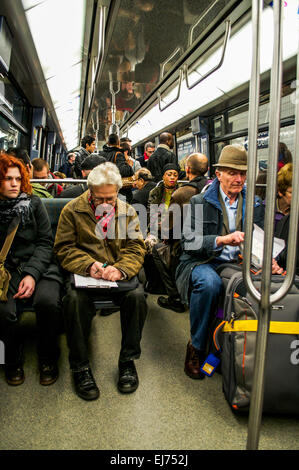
[175,178,264,304]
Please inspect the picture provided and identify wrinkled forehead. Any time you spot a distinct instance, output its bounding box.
[91,184,118,196]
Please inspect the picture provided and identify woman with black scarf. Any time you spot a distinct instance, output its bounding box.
[0,153,62,386]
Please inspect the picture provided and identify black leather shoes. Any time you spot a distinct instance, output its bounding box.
[157,296,186,313]
[39,363,59,386]
[118,360,139,394]
[5,364,25,386]
[184,341,206,380]
[73,368,100,401]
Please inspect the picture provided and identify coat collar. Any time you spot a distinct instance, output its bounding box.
[203,178,261,211]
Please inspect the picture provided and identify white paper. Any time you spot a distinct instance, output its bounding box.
[249,224,285,268]
[74,274,118,288]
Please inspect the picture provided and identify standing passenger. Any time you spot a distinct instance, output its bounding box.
[147,132,177,182]
[137,142,155,168]
[73,135,96,178]
[54,162,147,401]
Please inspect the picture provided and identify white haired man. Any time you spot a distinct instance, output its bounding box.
[54,162,147,400]
[176,145,283,380]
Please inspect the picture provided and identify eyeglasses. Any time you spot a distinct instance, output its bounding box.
[91,194,117,204]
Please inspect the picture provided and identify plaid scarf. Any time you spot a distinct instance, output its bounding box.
[88,194,116,239]
[0,192,31,226]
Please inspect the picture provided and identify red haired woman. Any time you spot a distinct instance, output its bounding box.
[0,153,62,386]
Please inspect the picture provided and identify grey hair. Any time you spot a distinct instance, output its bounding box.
[87,161,123,190]
[145,141,155,150]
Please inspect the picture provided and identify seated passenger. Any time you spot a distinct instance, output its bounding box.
[142,164,180,294]
[275,163,292,227]
[59,154,106,198]
[131,168,156,208]
[175,145,283,380]
[32,158,63,197]
[7,147,53,199]
[275,214,299,276]
[0,153,62,386]
[155,153,209,313]
[54,162,148,401]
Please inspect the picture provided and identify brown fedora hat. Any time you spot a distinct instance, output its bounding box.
[213,145,247,171]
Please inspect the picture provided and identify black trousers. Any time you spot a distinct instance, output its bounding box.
[0,272,61,365]
[62,279,148,371]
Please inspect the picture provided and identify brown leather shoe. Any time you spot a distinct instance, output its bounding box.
[184,341,205,380]
[39,363,59,386]
[5,364,25,386]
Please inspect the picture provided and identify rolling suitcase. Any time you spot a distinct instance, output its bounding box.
[214,269,299,414]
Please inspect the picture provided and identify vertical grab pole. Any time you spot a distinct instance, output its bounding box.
[243,0,262,306]
[246,0,283,450]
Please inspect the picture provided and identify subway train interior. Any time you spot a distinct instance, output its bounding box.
[0,0,298,453]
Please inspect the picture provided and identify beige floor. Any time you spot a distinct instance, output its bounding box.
[0,294,298,450]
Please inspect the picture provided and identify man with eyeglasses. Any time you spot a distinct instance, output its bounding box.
[54,162,148,401]
[137,141,155,168]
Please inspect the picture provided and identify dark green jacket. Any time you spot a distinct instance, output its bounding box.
[0,195,62,284]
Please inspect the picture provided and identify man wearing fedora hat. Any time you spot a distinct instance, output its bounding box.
[175,144,283,380]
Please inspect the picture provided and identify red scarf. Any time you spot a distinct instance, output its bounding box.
[88,194,115,238]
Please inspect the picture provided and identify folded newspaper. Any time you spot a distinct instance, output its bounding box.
[241,224,285,269]
[74,274,118,288]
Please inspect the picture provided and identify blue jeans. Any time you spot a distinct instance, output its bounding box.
[189,262,223,351]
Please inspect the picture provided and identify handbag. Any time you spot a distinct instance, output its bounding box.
[0,219,20,302]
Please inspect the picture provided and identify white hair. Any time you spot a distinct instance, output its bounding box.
[87,161,123,190]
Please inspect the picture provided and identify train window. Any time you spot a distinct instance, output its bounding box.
[0,75,30,129]
[213,115,225,138]
[0,114,24,150]
[225,124,295,171]
[227,104,249,134]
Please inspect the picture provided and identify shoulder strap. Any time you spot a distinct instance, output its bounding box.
[113,151,123,164]
[0,219,20,263]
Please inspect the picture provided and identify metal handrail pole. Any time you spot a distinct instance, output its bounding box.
[269,38,299,304]
[188,0,220,47]
[160,46,182,81]
[157,68,184,112]
[246,0,283,450]
[185,20,231,91]
[31,179,87,184]
[109,71,121,125]
[243,0,262,305]
[94,5,107,86]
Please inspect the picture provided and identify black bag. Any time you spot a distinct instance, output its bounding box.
[217,269,299,414]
